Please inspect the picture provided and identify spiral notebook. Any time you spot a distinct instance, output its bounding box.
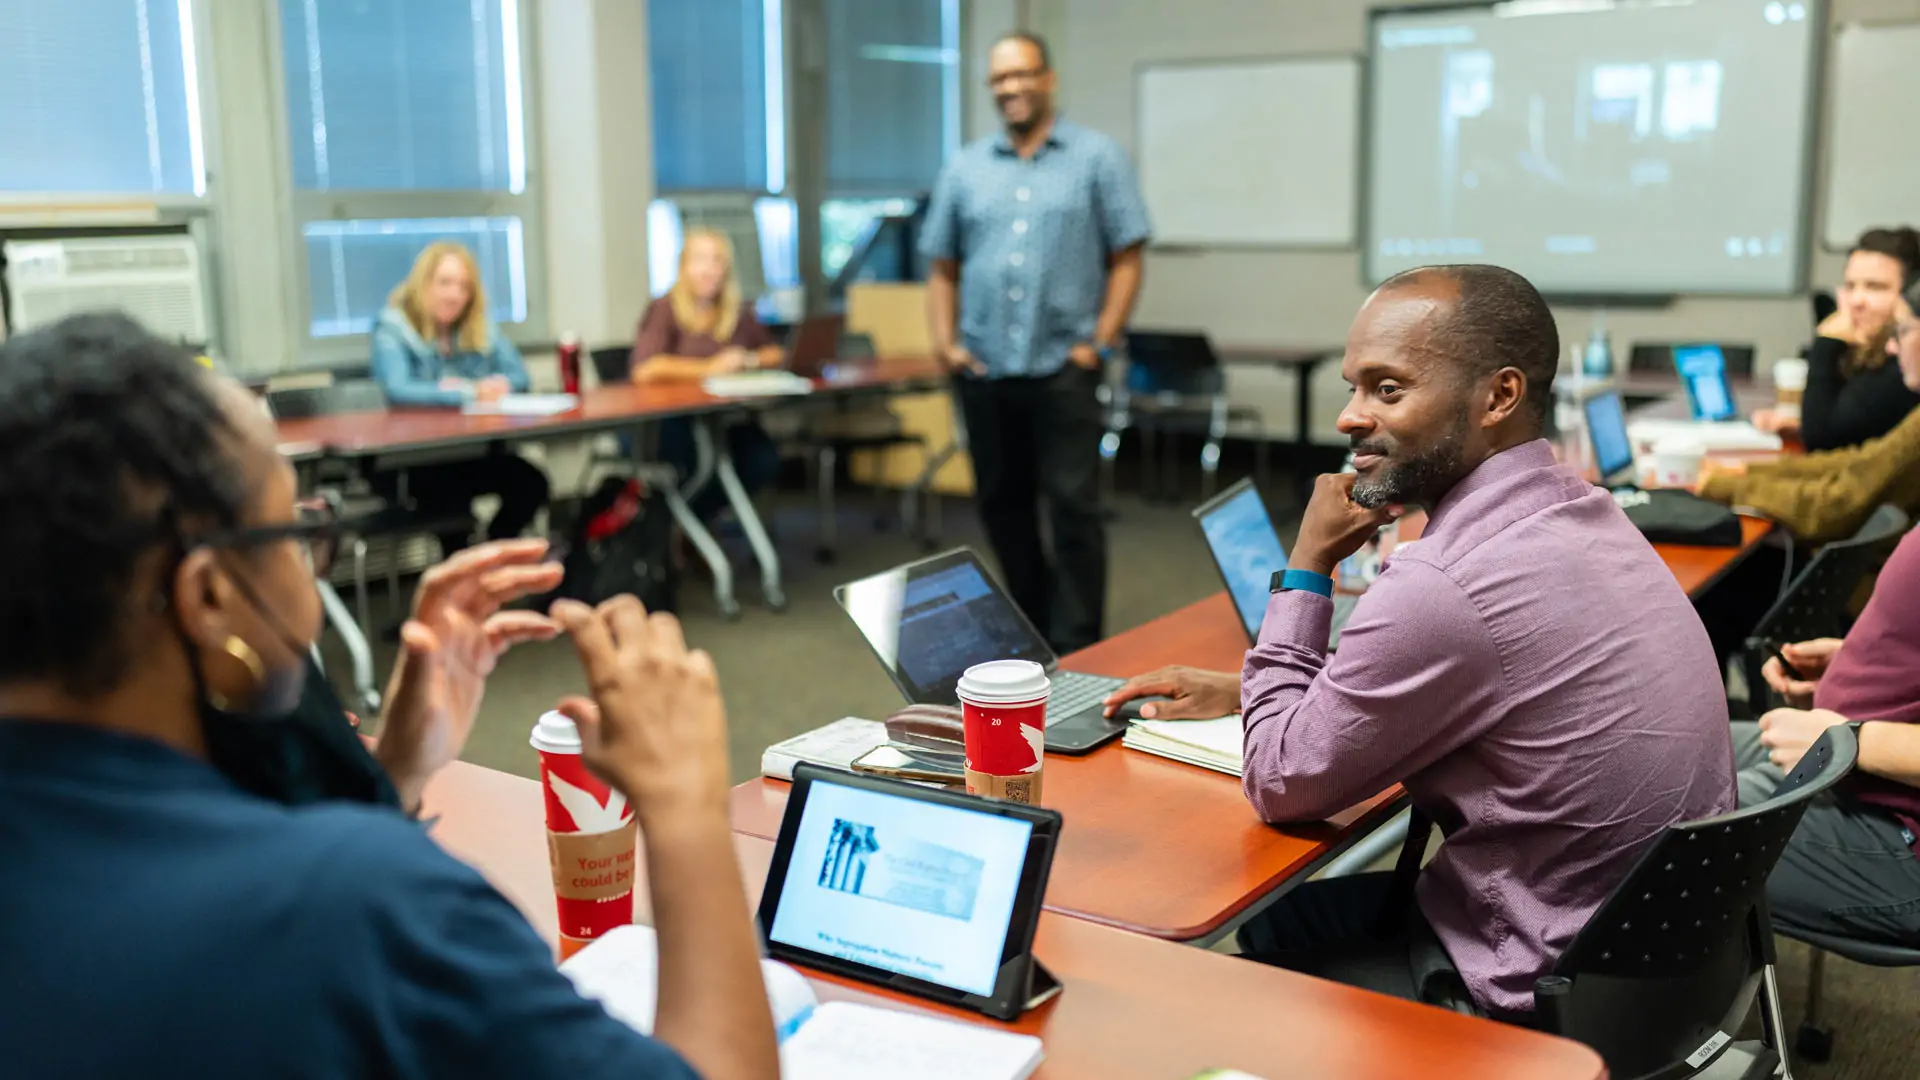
[1121,715,1243,777]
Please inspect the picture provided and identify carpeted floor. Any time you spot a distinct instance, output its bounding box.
[318,478,1918,1078]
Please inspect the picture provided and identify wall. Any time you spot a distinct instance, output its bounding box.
[1015,0,1920,442]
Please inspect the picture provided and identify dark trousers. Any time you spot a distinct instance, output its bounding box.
[372,454,549,552]
[954,365,1107,654]
[1236,872,1485,1015]
[1734,722,1920,945]
[657,417,781,522]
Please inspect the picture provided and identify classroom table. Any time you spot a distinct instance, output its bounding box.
[420,761,1608,1080]
[731,511,1773,943]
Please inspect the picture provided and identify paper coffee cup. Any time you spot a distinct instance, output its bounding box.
[955,660,1049,805]
[1773,357,1808,420]
[1649,439,1706,489]
[531,711,638,958]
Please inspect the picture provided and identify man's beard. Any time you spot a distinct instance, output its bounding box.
[1350,417,1471,510]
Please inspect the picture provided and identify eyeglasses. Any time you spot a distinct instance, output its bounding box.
[988,67,1048,90]
[193,496,342,578]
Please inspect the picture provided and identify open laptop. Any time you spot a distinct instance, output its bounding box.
[783,314,845,378]
[1584,389,1639,488]
[834,548,1129,754]
[1673,344,1738,422]
[1623,346,1782,454]
[1192,478,1358,649]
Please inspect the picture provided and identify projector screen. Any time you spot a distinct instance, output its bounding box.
[1366,0,1819,295]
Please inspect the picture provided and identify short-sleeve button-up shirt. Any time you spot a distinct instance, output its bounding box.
[920,118,1151,378]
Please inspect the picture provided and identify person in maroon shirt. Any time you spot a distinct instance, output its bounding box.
[1735,526,1920,946]
[629,229,784,519]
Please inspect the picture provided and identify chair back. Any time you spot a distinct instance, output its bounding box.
[1124,330,1224,397]
[1627,342,1755,376]
[1748,504,1908,651]
[1536,726,1858,1079]
[590,346,631,385]
[266,379,388,418]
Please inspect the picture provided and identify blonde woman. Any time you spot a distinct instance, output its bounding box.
[629,229,783,518]
[369,242,548,550]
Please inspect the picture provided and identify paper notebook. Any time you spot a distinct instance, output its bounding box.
[562,924,1043,1080]
[703,371,815,397]
[461,393,579,416]
[760,717,889,780]
[1121,715,1243,777]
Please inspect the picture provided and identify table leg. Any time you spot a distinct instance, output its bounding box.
[316,579,380,714]
[630,424,739,620]
[698,418,785,612]
[1291,356,1328,502]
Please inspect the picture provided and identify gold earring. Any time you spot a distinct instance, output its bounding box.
[209,635,265,710]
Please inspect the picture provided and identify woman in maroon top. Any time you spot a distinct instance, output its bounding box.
[630,230,784,518]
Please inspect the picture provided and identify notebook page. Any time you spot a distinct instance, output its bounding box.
[781,1002,1043,1080]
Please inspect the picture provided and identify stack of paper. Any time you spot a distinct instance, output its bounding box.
[704,371,815,397]
[561,925,819,1042]
[781,1002,1044,1080]
[760,717,889,780]
[461,393,578,416]
[1121,715,1243,777]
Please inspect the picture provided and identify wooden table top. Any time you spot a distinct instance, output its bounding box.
[274,357,945,459]
[421,761,1605,1080]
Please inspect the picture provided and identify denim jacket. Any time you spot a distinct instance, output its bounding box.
[369,307,529,408]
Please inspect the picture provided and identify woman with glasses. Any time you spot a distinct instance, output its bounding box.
[1700,276,1920,541]
[0,314,778,1079]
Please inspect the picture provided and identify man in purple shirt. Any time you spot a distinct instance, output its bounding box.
[1106,265,1734,1018]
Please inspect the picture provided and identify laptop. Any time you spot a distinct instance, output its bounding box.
[1192,478,1358,649]
[1672,344,1738,422]
[1622,346,1782,454]
[834,548,1129,754]
[783,314,845,378]
[1584,389,1639,488]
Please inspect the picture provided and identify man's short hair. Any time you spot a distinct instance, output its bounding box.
[1381,264,1558,429]
[993,30,1052,71]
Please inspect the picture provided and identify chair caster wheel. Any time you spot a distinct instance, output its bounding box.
[766,591,788,613]
[720,602,743,622]
[814,547,837,564]
[1795,1022,1833,1063]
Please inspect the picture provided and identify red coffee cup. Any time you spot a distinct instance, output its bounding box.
[530,711,637,958]
[956,660,1050,804]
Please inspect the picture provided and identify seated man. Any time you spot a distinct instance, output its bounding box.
[1735,523,1920,945]
[1106,265,1734,1020]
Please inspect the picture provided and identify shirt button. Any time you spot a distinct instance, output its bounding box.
[1009,287,1025,301]
[1016,187,1031,201]
[1012,220,1028,235]
[1009,252,1025,267]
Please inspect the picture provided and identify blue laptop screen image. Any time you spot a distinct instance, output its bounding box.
[1674,345,1735,421]
[1197,485,1287,639]
[1584,390,1635,482]
[768,777,1033,996]
[892,562,1050,691]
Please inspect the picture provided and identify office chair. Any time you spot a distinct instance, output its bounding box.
[1627,343,1757,377]
[1775,927,1920,1062]
[1740,504,1910,708]
[785,331,929,563]
[1105,330,1268,503]
[1531,725,1859,1080]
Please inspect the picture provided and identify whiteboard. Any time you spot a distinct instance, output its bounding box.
[1823,23,1920,248]
[1136,56,1360,248]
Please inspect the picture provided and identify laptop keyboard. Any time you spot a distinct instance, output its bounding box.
[1045,670,1126,727]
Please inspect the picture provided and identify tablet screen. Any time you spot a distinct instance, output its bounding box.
[766,775,1035,997]
[1674,344,1735,421]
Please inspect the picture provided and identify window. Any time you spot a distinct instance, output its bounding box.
[648,0,783,193]
[278,0,539,342]
[646,196,799,301]
[821,196,915,280]
[0,0,206,195]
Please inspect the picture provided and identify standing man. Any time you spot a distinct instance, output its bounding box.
[922,31,1150,653]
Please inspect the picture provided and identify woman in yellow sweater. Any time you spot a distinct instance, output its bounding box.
[1698,277,1920,542]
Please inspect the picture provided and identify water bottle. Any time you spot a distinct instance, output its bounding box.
[1581,314,1613,379]
[557,331,582,395]
[1555,374,1593,474]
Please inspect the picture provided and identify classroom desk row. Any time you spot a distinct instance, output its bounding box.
[420,761,1607,1080]
[730,511,1773,944]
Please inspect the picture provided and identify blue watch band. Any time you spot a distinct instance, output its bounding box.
[1269,568,1334,597]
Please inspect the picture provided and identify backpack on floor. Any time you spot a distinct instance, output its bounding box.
[558,477,678,612]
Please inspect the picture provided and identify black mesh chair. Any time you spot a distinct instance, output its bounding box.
[1106,330,1267,503]
[786,331,928,563]
[1741,504,1910,706]
[1532,725,1858,1080]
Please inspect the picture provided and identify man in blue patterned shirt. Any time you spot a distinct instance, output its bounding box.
[922,31,1151,653]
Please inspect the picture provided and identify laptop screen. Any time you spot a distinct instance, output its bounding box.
[1674,344,1736,421]
[836,550,1055,704]
[1584,390,1635,482]
[1195,482,1287,639]
[765,772,1036,996]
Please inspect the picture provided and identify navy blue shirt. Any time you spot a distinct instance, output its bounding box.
[0,722,698,1080]
[920,118,1152,378]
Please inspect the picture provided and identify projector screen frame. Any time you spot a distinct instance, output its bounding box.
[1360,0,1826,301]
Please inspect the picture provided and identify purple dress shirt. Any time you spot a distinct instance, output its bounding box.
[1241,439,1734,1013]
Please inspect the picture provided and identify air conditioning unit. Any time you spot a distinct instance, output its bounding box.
[4,234,210,346]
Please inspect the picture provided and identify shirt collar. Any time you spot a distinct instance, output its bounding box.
[993,116,1073,156]
[1423,438,1558,536]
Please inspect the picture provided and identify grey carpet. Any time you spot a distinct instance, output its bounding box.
[318,485,1917,1078]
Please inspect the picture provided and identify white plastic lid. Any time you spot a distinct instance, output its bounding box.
[529,710,581,754]
[955,660,1051,705]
